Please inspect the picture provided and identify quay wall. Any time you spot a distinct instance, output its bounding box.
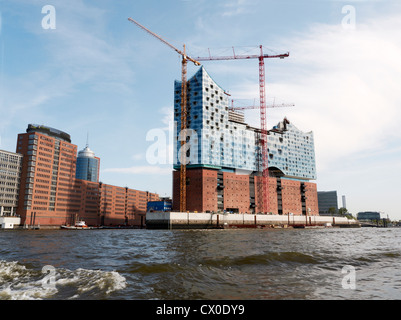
[146,212,360,229]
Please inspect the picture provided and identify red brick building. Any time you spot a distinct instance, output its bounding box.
[173,168,319,216]
[16,125,159,228]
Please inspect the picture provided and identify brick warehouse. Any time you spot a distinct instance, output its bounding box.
[16,124,159,228]
[173,67,319,216]
[173,169,319,215]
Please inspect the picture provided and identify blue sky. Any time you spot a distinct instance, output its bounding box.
[1,0,400,219]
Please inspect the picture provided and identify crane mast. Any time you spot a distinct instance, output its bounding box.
[259,48,269,215]
[180,45,189,213]
[128,18,200,213]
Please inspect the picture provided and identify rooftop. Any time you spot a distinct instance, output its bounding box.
[26,124,71,143]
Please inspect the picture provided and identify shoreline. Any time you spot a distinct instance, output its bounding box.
[145,211,361,230]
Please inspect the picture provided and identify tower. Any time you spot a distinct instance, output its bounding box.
[16,124,78,226]
[76,144,100,183]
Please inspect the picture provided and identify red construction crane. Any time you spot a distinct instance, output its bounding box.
[196,46,290,214]
[128,18,201,213]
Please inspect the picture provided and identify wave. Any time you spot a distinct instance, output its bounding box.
[0,260,126,300]
[124,252,319,276]
[128,262,184,274]
[351,251,401,265]
[202,251,321,268]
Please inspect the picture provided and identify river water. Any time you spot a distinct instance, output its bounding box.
[0,227,400,300]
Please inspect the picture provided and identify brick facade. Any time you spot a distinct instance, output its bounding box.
[16,129,159,227]
[173,168,319,216]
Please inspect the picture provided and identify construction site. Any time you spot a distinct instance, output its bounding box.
[127,18,359,229]
[0,18,356,228]
[0,17,359,230]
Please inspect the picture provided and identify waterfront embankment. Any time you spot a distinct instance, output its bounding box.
[146,212,360,229]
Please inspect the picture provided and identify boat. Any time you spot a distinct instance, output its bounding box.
[61,220,93,230]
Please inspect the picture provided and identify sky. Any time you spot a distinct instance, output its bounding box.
[0,0,400,219]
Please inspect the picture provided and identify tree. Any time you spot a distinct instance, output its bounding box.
[339,207,348,216]
[328,207,337,215]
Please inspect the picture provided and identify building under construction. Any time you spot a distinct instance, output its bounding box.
[172,67,319,216]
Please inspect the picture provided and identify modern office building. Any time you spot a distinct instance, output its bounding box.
[0,150,23,217]
[172,67,319,215]
[76,145,100,182]
[318,191,338,215]
[16,124,78,226]
[357,211,384,221]
[342,195,347,209]
[15,124,159,228]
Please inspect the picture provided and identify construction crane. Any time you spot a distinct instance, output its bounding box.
[229,99,294,111]
[128,18,201,213]
[196,46,289,214]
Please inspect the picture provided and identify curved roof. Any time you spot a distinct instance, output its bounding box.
[78,146,95,158]
[175,66,228,94]
[27,124,71,143]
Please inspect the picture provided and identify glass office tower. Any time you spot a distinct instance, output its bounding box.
[76,145,99,182]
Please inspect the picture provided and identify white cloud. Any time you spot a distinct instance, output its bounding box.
[131,153,145,161]
[160,106,174,130]
[267,14,401,172]
[220,0,256,17]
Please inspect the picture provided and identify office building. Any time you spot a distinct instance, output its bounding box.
[16,124,159,228]
[72,179,159,227]
[357,211,385,221]
[16,124,78,226]
[318,191,338,215]
[172,67,319,215]
[0,150,23,217]
[342,195,347,209]
[76,145,100,182]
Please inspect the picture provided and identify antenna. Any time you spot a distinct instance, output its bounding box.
[86,132,89,148]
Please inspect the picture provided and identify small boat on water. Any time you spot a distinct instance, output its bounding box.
[61,220,93,230]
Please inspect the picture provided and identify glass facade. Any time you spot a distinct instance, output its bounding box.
[75,146,99,182]
[267,121,317,180]
[357,211,383,221]
[317,191,338,215]
[174,67,317,181]
[0,150,22,216]
[174,67,259,171]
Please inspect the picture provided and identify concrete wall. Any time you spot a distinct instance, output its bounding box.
[146,211,358,229]
[0,216,21,229]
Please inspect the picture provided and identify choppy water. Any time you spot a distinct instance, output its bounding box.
[0,227,400,300]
